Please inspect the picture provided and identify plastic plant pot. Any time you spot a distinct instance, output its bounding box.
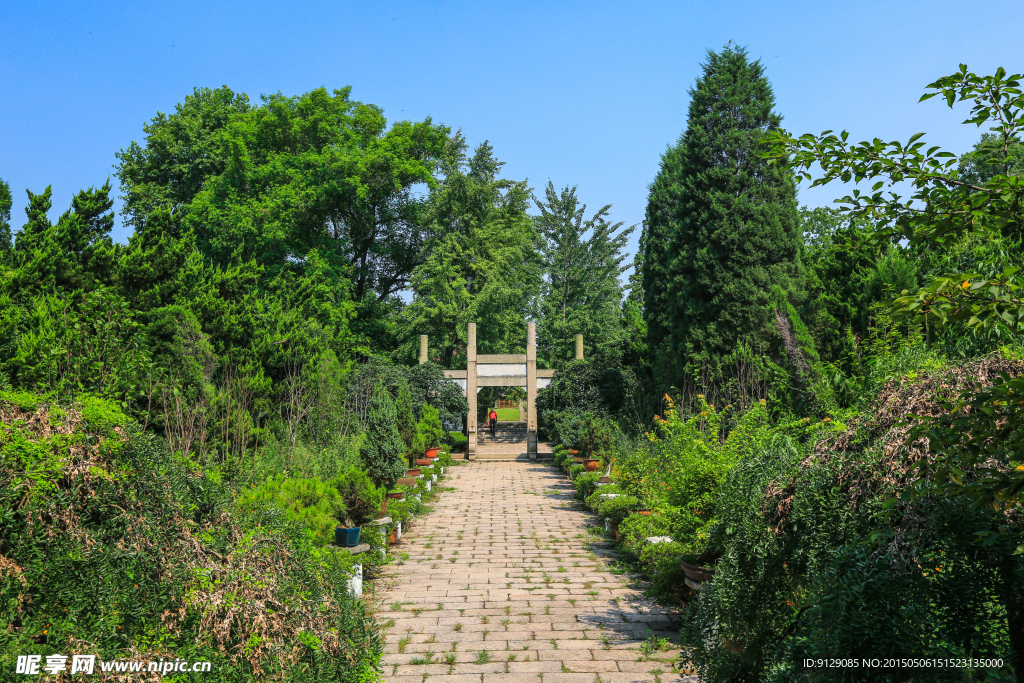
[335,526,362,548]
[425,447,438,458]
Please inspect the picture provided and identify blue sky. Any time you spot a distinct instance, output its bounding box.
[2,0,1022,259]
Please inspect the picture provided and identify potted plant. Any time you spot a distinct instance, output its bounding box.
[681,549,720,583]
[415,405,445,461]
[329,468,383,548]
[599,494,639,542]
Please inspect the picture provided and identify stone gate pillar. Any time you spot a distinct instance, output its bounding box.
[467,323,477,460]
[527,322,537,458]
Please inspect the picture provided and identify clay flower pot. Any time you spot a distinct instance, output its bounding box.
[407,468,421,477]
[598,476,613,484]
[568,449,579,456]
[425,447,438,458]
[388,529,398,545]
[582,458,601,472]
[681,560,716,583]
[386,492,404,500]
[572,456,584,464]
[415,458,432,466]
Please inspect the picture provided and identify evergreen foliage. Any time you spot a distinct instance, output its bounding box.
[0,178,11,255]
[400,139,542,365]
[358,381,406,489]
[646,45,804,389]
[533,181,635,365]
[395,379,417,453]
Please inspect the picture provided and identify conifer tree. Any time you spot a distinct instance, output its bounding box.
[14,186,53,254]
[533,182,634,366]
[359,382,406,490]
[0,178,11,256]
[395,379,416,454]
[651,45,803,382]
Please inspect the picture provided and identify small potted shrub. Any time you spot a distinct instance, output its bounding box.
[599,494,639,541]
[330,468,383,548]
[415,405,445,459]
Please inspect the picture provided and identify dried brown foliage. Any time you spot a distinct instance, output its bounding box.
[1,399,371,680]
[764,352,1024,533]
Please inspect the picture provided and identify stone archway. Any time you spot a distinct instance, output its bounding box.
[418,323,582,460]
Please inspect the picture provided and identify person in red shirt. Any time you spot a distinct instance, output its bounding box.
[488,409,498,437]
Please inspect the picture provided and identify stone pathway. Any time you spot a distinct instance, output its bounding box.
[373,462,695,683]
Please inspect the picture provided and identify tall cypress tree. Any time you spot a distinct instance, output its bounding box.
[641,144,686,379]
[659,45,803,382]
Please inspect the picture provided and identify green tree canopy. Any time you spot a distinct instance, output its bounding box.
[533,182,634,366]
[400,139,541,366]
[117,86,452,306]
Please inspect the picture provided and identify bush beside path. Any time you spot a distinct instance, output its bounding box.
[371,462,695,683]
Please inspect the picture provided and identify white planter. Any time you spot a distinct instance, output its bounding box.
[396,521,402,541]
[432,474,437,483]
[346,563,363,597]
[425,480,432,491]
[604,518,611,532]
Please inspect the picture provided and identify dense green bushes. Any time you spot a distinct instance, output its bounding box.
[0,393,383,682]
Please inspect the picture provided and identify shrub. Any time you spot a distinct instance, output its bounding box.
[412,404,445,456]
[579,413,617,465]
[638,540,687,599]
[237,474,344,545]
[447,430,468,451]
[586,484,622,511]
[618,513,672,550]
[0,394,383,682]
[598,494,640,525]
[329,466,383,527]
[573,471,601,501]
[359,381,406,489]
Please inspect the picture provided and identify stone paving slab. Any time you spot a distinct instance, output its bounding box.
[371,462,696,682]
